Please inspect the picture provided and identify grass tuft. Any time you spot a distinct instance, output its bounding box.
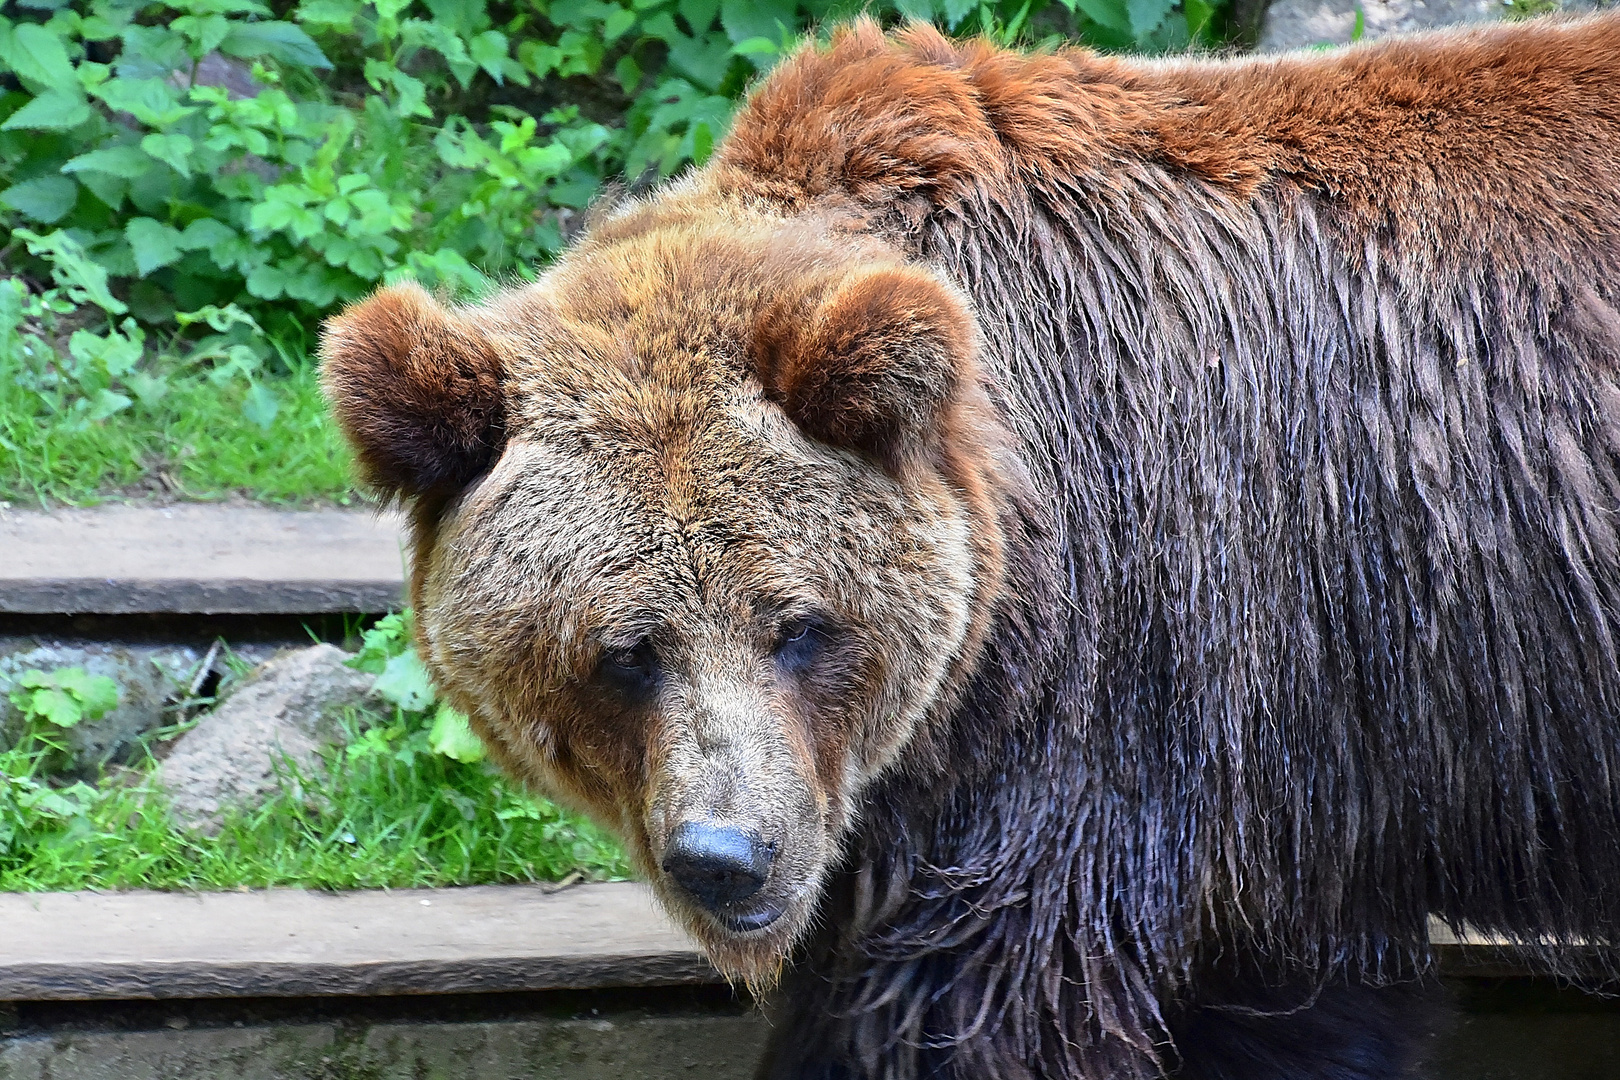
[0,363,356,508]
[0,705,631,892]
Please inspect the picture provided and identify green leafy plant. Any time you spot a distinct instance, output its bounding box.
[0,635,628,889]
[347,608,486,763]
[9,666,120,733]
[1,0,1227,503]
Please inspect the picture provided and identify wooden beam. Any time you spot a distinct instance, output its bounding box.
[0,505,405,615]
[0,883,721,1000]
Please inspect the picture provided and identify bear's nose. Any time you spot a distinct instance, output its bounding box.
[661,823,775,911]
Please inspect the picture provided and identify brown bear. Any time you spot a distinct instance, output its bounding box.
[322,14,1620,1079]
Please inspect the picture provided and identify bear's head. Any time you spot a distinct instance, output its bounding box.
[321,207,1015,981]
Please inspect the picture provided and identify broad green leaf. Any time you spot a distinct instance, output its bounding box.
[373,649,436,712]
[62,145,153,180]
[940,0,978,26]
[1071,0,1132,33]
[221,21,332,68]
[892,0,937,18]
[177,218,238,253]
[9,24,79,95]
[0,176,79,223]
[1125,0,1175,37]
[468,30,510,82]
[69,327,144,377]
[614,54,642,92]
[87,387,134,420]
[126,369,169,407]
[401,19,476,86]
[719,0,796,46]
[1184,0,1215,37]
[55,669,119,719]
[94,78,195,128]
[429,703,486,763]
[0,91,90,131]
[172,14,232,57]
[125,217,185,274]
[241,380,280,429]
[295,0,362,29]
[140,132,196,177]
[602,8,637,41]
[679,0,719,32]
[117,25,189,79]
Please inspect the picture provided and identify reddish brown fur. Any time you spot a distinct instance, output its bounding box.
[714,15,1620,273]
[756,266,973,468]
[321,282,506,500]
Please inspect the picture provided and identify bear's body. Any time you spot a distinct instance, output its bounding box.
[323,15,1620,1079]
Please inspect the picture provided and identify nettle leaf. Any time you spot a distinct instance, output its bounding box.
[373,649,437,712]
[8,23,78,94]
[125,217,185,274]
[221,21,332,69]
[117,25,189,79]
[429,703,486,764]
[1,91,91,131]
[173,14,233,57]
[178,218,239,254]
[1071,0,1133,33]
[63,145,154,180]
[468,30,518,84]
[95,78,196,128]
[1125,0,1176,37]
[0,176,79,223]
[297,0,364,31]
[140,132,196,177]
[401,19,476,86]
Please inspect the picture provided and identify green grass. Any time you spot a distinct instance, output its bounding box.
[0,705,632,892]
[0,360,356,507]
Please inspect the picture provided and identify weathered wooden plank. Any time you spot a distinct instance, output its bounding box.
[0,505,405,614]
[0,883,722,1000]
[0,884,1574,1004]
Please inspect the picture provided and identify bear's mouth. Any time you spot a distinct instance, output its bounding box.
[718,900,786,933]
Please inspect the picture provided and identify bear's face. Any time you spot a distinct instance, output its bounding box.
[322,211,1011,980]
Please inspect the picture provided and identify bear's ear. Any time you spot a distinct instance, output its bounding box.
[320,283,506,501]
[757,266,974,466]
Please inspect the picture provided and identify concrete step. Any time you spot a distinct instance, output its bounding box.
[0,882,714,1001]
[0,505,405,615]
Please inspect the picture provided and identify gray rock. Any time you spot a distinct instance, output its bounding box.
[155,644,376,832]
[1258,0,1613,52]
[0,643,203,770]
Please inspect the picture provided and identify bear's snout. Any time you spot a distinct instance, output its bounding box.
[660,822,778,917]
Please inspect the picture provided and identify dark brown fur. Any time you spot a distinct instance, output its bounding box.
[323,15,1620,1079]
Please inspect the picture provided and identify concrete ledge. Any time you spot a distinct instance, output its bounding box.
[0,884,720,1001]
[0,506,405,615]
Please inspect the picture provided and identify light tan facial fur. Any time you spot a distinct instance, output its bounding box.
[324,210,1013,981]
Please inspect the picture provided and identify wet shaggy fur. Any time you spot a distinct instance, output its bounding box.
[323,14,1620,1080]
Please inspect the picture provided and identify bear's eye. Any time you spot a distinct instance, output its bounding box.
[774,617,829,677]
[596,639,660,699]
